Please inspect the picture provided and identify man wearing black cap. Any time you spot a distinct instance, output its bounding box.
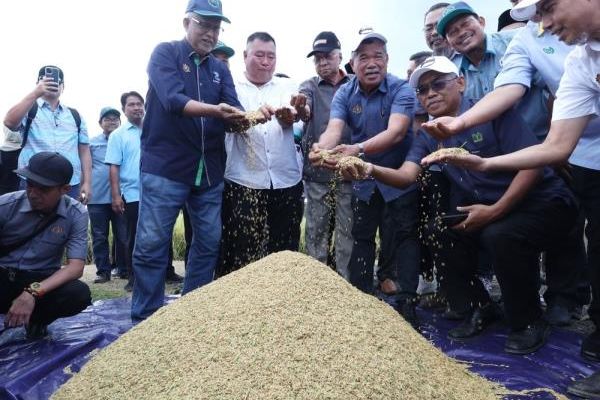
[132,0,245,320]
[297,31,354,280]
[3,66,92,204]
[0,152,91,339]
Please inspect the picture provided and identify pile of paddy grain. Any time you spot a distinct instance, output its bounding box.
[53,251,507,400]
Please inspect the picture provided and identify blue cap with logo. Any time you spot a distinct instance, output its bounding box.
[186,0,230,23]
[436,1,478,36]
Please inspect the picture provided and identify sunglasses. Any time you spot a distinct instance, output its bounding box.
[415,76,458,96]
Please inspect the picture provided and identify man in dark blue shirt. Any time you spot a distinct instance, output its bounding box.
[131,0,245,321]
[309,30,420,326]
[340,56,578,354]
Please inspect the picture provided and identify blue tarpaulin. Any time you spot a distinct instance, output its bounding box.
[0,297,597,399]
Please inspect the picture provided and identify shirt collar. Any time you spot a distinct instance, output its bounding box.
[183,39,210,65]
[587,40,600,53]
[37,97,63,112]
[317,69,350,86]
[238,72,275,88]
[353,74,388,96]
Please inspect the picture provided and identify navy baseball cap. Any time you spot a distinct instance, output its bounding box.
[436,2,478,36]
[37,65,64,83]
[212,41,235,58]
[186,0,230,23]
[307,31,341,58]
[98,107,121,123]
[15,152,73,187]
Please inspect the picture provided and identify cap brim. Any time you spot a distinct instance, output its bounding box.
[213,47,235,58]
[306,46,338,58]
[437,10,477,36]
[510,0,540,21]
[353,33,387,52]
[190,10,230,23]
[14,167,61,187]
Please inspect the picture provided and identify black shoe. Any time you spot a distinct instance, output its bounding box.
[26,322,48,340]
[504,318,550,355]
[395,299,419,329]
[124,281,133,292]
[93,273,111,284]
[448,303,502,340]
[166,270,184,283]
[568,370,600,399]
[544,300,571,326]
[582,330,600,362]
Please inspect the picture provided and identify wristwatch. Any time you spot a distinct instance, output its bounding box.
[24,282,45,299]
[357,142,365,158]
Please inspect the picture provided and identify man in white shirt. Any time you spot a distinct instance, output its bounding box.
[421,0,600,396]
[218,32,308,276]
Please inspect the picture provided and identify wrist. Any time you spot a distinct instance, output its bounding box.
[356,142,365,157]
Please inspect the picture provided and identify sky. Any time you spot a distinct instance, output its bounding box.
[0,1,508,136]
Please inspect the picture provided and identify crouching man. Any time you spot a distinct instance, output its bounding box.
[338,57,578,354]
[0,152,91,339]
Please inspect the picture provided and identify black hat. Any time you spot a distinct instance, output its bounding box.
[15,152,73,187]
[37,65,64,83]
[306,31,341,58]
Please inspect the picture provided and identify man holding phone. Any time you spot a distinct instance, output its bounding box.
[3,65,92,203]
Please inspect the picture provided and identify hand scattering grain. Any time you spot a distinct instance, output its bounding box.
[336,155,369,179]
[229,110,266,134]
[429,147,470,158]
[53,251,517,400]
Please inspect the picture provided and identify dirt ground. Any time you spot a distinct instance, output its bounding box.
[82,261,186,300]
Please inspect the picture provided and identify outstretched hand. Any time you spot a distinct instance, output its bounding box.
[421,152,488,172]
[420,116,466,140]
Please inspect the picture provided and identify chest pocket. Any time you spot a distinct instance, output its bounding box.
[462,131,499,159]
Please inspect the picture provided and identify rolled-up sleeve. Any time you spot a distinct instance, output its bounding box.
[66,209,88,260]
[148,43,193,115]
[494,31,533,89]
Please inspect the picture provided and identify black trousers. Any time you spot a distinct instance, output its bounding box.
[0,268,91,326]
[124,200,139,284]
[427,198,577,331]
[571,165,600,326]
[347,189,420,300]
[217,180,304,277]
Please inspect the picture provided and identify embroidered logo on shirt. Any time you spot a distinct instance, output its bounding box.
[213,71,221,84]
[183,63,191,73]
[51,225,64,234]
[352,104,362,114]
[471,132,484,143]
[542,47,555,54]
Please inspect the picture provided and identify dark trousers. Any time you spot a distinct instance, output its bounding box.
[124,200,139,284]
[348,189,420,301]
[0,268,91,327]
[571,165,600,326]
[217,180,303,277]
[428,199,577,330]
[88,204,128,276]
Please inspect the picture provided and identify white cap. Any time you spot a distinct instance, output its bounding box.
[409,56,459,88]
[353,27,387,52]
[510,0,540,21]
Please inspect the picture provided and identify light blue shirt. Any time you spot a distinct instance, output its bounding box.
[104,121,141,203]
[18,99,89,185]
[89,133,112,204]
[495,22,600,170]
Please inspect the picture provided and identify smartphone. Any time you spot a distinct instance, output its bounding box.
[439,212,469,227]
[45,66,60,83]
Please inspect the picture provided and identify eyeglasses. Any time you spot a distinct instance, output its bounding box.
[102,116,120,122]
[415,76,458,96]
[190,17,224,33]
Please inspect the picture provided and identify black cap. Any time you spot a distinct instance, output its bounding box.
[497,9,519,31]
[37,65,64,83]
[306,31,341,58]
[15,152,73,187]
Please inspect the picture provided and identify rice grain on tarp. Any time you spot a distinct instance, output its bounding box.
[53,251,507,400]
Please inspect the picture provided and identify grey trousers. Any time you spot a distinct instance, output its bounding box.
[304,180,354,280]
